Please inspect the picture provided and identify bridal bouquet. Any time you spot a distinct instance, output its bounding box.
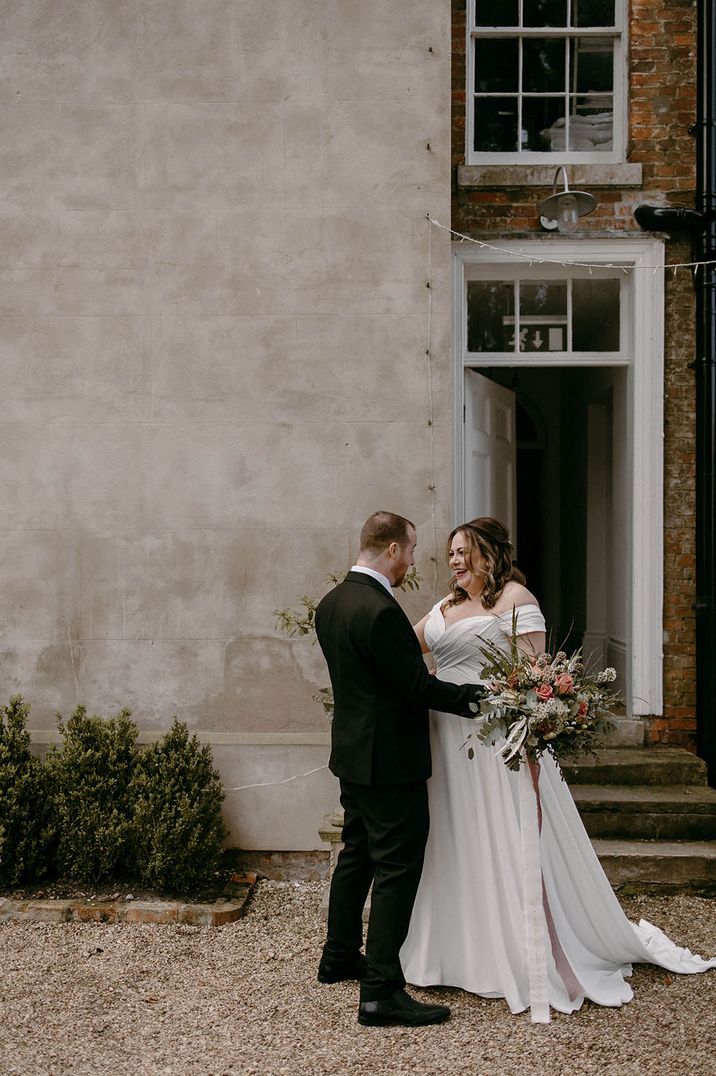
[468,611,618,772]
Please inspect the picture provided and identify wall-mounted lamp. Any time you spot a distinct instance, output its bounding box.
[538,166,597,234]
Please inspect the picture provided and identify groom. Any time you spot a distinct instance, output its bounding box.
[315,511,483,1027]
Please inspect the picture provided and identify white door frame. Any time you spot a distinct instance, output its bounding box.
[452,239,665,717]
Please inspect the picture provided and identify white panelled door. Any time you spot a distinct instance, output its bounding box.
[463,369,517,539]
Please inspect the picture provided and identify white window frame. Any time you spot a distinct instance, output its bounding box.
[466,0,627,165]
[453,239,665,716]
[463,263,630,360]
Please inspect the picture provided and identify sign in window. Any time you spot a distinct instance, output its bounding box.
[467,277,620,353]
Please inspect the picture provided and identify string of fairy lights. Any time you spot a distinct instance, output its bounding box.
[228,212,716,795]
[426,214,716,277]
[425,211,440,593]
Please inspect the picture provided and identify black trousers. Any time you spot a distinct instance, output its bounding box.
[322,779,430,1002]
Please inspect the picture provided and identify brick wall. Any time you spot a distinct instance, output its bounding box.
[660,239,698,746]
[451,0,698,746]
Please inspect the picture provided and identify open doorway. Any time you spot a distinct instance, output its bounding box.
[465,366,628,692]
[453,239,665,721]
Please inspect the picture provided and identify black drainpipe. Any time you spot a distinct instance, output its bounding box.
[694,0,716,787]
[634,0,716,785]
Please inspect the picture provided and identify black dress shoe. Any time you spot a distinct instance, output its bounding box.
[358,988,450,1027]
[317,953,367,983]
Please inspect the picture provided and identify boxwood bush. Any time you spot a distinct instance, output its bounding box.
[130,720,227,894]
[0,696,54,887]
[46,705,139,884]
[1,702,228,895]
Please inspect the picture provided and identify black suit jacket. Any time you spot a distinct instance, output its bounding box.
[315,571,476,786]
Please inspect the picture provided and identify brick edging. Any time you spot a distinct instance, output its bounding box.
[0,873,258,927]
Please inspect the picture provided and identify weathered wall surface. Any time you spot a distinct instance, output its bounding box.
[0,1,454,846]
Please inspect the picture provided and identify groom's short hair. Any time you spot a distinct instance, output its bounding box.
[359,511,415,555]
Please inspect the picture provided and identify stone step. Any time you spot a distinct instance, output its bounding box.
[593,838,716,894]
[563,747,708,787]
[573,784,716,841]
[319,839,716,919]
[601,715,645,748]
[321,817,716,905]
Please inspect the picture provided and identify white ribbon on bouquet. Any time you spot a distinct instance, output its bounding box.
[512,752,585,1024]
[493,712,551,1021]
[518,758,551,1024]
[498,716,530,767]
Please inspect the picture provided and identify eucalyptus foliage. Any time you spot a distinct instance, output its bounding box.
[274,567,421,638]
[274,567,422,717]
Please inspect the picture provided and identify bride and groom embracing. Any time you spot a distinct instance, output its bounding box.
[314,511,715,1028]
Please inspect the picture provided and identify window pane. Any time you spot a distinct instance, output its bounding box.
[572,37,614,93]
[572,279,620,351]
[522,96,566,151]
[568,102,613,150]
[523,0,568,27]
[573,0,615,27]
[475,38,519,92]
[519,282,567,352]
[572,92,613,114]
[475,0,519,26]
[473,97,519,151]
[521,281,567,316]
[467,281,515,352]
[523,38,566,93]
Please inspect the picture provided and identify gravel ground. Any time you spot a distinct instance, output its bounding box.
[1,882,715,1076]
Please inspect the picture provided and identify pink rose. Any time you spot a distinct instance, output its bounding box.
[535,683,553,701]
[554,673,574,696]
[575,701,590,725]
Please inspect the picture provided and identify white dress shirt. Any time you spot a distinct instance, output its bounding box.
[350,565,393,595]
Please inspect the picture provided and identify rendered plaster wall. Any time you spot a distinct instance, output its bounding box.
[0,1,454,848]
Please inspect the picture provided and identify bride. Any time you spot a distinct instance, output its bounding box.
[400,517,715,1022]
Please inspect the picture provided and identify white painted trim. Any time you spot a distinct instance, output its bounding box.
[629,241,665,716]
[465,7,474,167]
[453,250,467,526]
[452,238,665,717]
[465,0,627,166]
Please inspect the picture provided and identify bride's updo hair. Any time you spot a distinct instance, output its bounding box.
[445,517,526,610]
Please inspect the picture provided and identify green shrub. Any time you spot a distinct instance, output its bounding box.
[47,705,138,884]
[0,696,54,887]
[130,720,227,894]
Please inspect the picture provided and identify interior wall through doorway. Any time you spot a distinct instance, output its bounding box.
[474,366,628,696]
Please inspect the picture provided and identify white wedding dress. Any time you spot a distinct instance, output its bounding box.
[400,601,715,1022]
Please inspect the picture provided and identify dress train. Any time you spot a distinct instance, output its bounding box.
[400,601,715,1021]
